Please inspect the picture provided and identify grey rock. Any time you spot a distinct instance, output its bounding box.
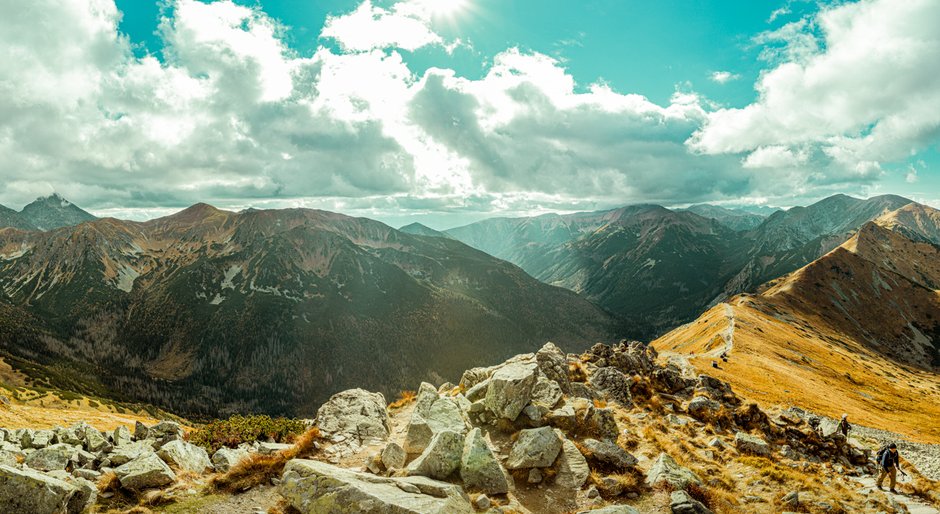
[258,442,293,454]
[506,426,562,469]
[527,468,542,484]
[578,506,641,514]
[0,451,16,467]
[25,443,76,472]
[651,367,694,394]
[464,379,490,402]
[554,434,589,489]
[53,427,83,446]
[484,362,538,421]
[536,342,571,393]
[23,429,54,449]
[531,376,563,409]
[670,490,714,514]
[149,420,184,441]
[406,430,463,480]
[317,388,390,452]
[64,476,97,514]
[114,452,177,490]
[582,438,638,469]
[460,428,511,494]
[0,463,83,514]
[134,421,150,440]
[735,432,771,456]
[157,440,212,473]
[279,459,473,514]
[381,442,407,470]
[545,404,577,432]
[472,494,491,510]
[405,385,468,455]
[646,453,702,490]
[84,427,111,453]
[109,441,156,466]
[113,425,132,447]
[687,396,721,420]
[73,468,101,481]
[590,367,633,405]
[211,447,250,473]
[584,406,620,440]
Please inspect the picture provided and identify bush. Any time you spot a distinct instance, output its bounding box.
[189,414,308,453]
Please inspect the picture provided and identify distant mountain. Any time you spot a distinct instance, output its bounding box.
[0,204,614,417]
[681,204,766,231]
[874,202,940,245]
[0,194,97,231]
[398,222,453,239]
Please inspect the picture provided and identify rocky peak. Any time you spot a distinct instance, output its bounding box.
[18,193,96,231]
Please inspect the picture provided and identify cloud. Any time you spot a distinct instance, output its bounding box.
[709,71,740,84]
[321,0,456,52]
[690,0,940,178]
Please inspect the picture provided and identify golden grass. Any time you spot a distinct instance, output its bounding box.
[210,427,320,493]
[388,390,417,410]
[568,361,588,383]
[97,471,122,493]
[592,399,608,409]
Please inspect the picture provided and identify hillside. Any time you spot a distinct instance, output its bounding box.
[0,204,615,418]
[0,194,97,231]
[653,222,940,443]
[681,204,766,231]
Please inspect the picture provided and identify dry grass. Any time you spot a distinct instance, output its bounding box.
[97,471,122,493]
[903,462,940,506]
[589,469,645,498]
[388,390,417,410]
[568,361,588,383]
[592,398,608,409]
[102,508,155,514]
[210,427,320,493]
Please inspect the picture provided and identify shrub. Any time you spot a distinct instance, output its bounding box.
[388,390,417,410]
[188,414,308,453]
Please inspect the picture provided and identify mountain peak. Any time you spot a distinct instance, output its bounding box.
[18,193,96,231]
[399,222,453,239]
[156,203,228,224]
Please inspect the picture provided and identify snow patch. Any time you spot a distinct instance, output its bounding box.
[221,265,241,290]
[209,294,224,305]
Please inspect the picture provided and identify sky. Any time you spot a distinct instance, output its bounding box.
[0,0,938,229]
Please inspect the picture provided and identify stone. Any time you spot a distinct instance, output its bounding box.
[23,429,54,449]
[157,440,212,473]
[406,430,463,480]
[506,427,562,469]
[460,428,511,495]
[460,366,496,390]
[581,438,638,469]
[134,421,150,440]
[114,452,177,490]
[531,376,563,409]
[646,453,702,490]
[781,491,799,509]
[687,396,721,420]
[0,451,16,467]
[707,437,724,449]
[817,419,845,441]
[73,468,102,481]
[554,434,589,489]
[53,427,83,446]
[472,494,491,510]
[568,382,598,400]
[464,379,490,402]
[211,447,250,473]
[735,432,771,456]
[484,362,538,421]
[381,442,407,470]
[670,490,714,514]
[65,476,97,513]
[113,425,132,447]
[150,420,184,441]
[25,443,76,472]
[545,404,577,432]
[578,506,641,514]
[0,463,84,514]
[279,459,474,514]
[258,442,293,454]
[85,427,112,453]
[317,388,391,452]
[583,406,620,440]
[536,342,571,393]
[608,341,656,376]
[651,367,693,394]
[590,367,633,405]
[109,441,156,466]
[405,385,468,454]
[527,468,542,484]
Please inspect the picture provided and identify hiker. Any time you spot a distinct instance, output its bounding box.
[838,413,851,437]
[876,443,903,493]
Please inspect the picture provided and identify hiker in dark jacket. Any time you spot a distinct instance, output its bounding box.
[838,414,851,437]
[877,443,902,492]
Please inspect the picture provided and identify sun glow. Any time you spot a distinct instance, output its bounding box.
[421,0,468,17]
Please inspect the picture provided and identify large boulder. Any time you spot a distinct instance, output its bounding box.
[22,429,54,449]
[150,420,184,441]
[406,431,463,480]
[381,442,407,470]
[734,432,771,456]
[817,418,845,441]
[114,452,177,490]
[157,440,212,473]
[405,383,469,454]
[0,464,84,514]
[531,376,563,409]
[84,427,111,453]
[110,441,157,466]
[583,405,620,440]
[687,396,721,421]
[554,434,589,489]
[211,447,250,473]
[460,428,511,495]
[646,453,702,490]
[280,459,473,514]
[650,367,694,394]
[590,367,633,406]
[581,438,637,469]
[608,341,655,375]
[506,426,562,469]
[484,362,538,421]
[670,490,714,514]
[317,388,390,450]
[536,342,571,393]
[25,443,76,472]
[53,427,83,446]
[113,425,132,447]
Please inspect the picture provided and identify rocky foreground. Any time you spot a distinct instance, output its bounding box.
[1,341,939,513]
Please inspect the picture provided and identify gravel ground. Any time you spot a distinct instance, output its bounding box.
[818,415,940,481]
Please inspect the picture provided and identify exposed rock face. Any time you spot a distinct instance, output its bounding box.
[554,435,590,489]
[484,362,538,421]
[211,447,250,473]
[581,438,637,469]
[25,443,75,472]
[506,427,562,470]
[280,459,474,514]
[651,367,693,394]
[0,464,83,514]
[114,453,177,490]
[406,431,463,480]
[536,342,571,393]
[735,432,771,456]
[670,490,714,514]
[405,383,469,454]
[157,440,212,473]
[590,367,633,406]
[113,426,132,447]
[646,453,702,490]
[110,441,155,466]
[460,428,511,495]
[23,429,54,449]
[317,389,390,451]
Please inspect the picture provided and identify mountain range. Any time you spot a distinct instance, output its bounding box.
[0,193,97,231]
[0,203,613,418]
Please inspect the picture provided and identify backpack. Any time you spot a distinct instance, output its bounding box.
[875,444,890,464]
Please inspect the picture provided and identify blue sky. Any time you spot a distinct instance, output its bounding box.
[2,0,938,228]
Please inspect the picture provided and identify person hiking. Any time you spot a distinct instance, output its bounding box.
[876,443,903,493]
[838,414,851,437]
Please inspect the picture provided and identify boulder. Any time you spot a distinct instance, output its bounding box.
[670,490,714,514]
[317,388,390,450]
[53,427,83,446]
[25,443,76,472]
[687,396,721,420]
[280,459,473,514]
[109,441,156,466]
[460,366,496,390]
[590,367,633,405]
[578,506,641,514]
[0,464,84,514]
[84,427,112,453]
[554,434,589,489]
[583,405,620,440]
[404,385,468,454]
[0,451,16,467]
[536,342,571,393]
[114,452,177,490]
[484,362,538,421]
[23,429,54,449]
[211,447,250,473]
[646,453,702,490]
[134,421,150,440]
[460,428,511,495]
[258,442,293,454]
[651,367,694,394]
[506,427,562,469]
[157,440,212,473]
[735,432,771,456]
[817,419,844,441]
[381,442,407,470]
[406,430,463,480]
[581,438,638,469]
[608,341,655,375]
[149,420,184,446]
[545,404,577,432]
[113,425,132,447]
[531,376,563,409]
[464,379,490,402]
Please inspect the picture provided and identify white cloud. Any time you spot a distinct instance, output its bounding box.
[690,0,940,178]
[321,0,453,52]
[709,71,740,84]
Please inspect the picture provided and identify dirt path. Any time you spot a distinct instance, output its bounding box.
[661,302,735,376]
[852,475,939,514]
